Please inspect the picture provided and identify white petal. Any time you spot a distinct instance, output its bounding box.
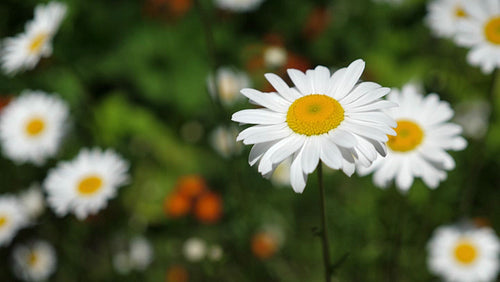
[290,148,307,193]
[238,124,292,144]
[240,88,290,112]
[328,128,358,148]
[232,109,286,125]
[264,73,302,102]
[248,142,275,166]
[319,138,342,169]
[288,69,313,95]
[301,137,321,174]
[333,59,365,100]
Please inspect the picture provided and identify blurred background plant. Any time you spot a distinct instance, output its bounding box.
[0,0,499,281]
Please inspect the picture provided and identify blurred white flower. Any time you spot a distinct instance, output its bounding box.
[426,0,469,39]
[44,148,129,220]
[270,158,291,187]
[214,0,265,12]
[12,240,57,282]
[112,236,154,274]
[129,237,154,270]
[207,67,250,107]
[358,84,467,191]
[0,90,69,166]
[232,60,397,193]
[455,0,500,73]
[112,251,131,275]
[428,224,500,282]
[183,237,206,262]
[208,244,224,261]
[454,100,490,140]
[19,184,45,220]
[0,196,28,247]
[264,46,287,69]
[0,2,67,75]
[209,125,242,158]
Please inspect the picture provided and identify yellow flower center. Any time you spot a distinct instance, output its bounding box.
[286,94,344,136]
[0,216,7,228]
[77,175,104,196]
[454,6,467,18]
[454,240,478,265]
[485,16,500,45]
[25,118,46,137]
[387,120,424,152]
[28,252,39,266]
[29,33,48,54]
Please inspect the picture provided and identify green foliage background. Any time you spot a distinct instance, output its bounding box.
[0,0,499,281]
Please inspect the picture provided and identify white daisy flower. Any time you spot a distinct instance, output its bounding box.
[183,237,207,262]
[455,0,500,73]
[19,184,45,221]
[427,0,469,39]
[208,244,224,261]
[44,148,130,220]
[1,2,67,75]
[427,224,500,282]
[207,67,250,107]
[454,100,490,140]
[358,84,467,191]
[129,237,154,271]
[209,125,242,158]
[214,0,265,12]
[12,240,57,282]
[0,196,28,247]
[232,59,397,193]
[112,251,131,275]
[264,46,288,69]
[0,90,69,166]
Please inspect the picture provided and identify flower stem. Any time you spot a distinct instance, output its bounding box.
[317,164,332,282]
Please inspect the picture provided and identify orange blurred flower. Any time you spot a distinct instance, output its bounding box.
[176,175,207,200]
[193,192,222,224]
[143,0,192,20]
[303,7,331,40]
[251,232,278,259]
[163,192,191,218]
[165,265,189,282]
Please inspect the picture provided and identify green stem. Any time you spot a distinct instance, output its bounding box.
[317,165,332,282]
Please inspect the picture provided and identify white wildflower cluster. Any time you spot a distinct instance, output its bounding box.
[0,5,131,281]
[113,237,154,275]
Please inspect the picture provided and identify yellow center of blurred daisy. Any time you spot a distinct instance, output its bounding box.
[485,17,500,45]
[29,33,48,53]
[25,118,46,137]
[286,94,344,136]
[0,216,7,228]
[77,175,103,195]
[454,6,466,18]
[28,252,38,266]
[454,241,478,264]
[387,120,424,152]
